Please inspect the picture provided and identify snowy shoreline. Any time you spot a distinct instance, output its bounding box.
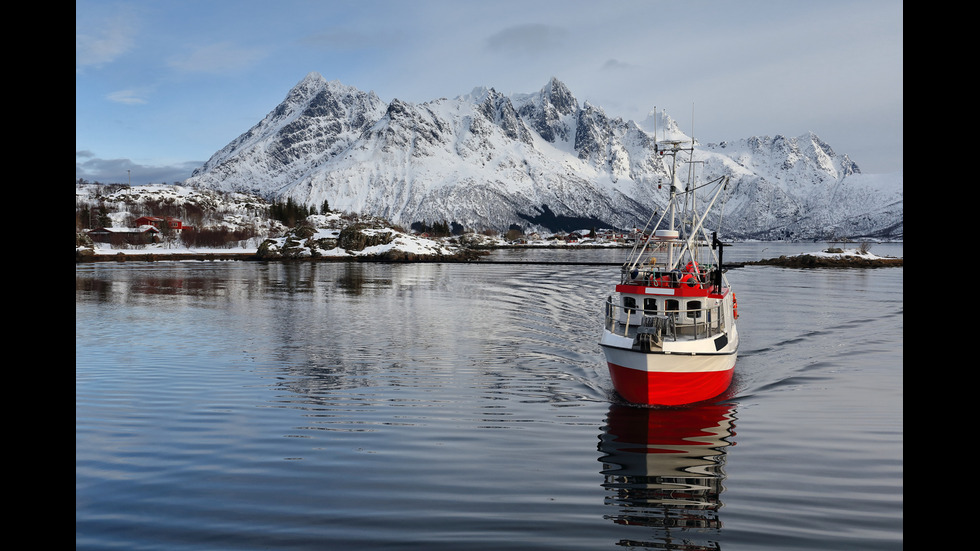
[76,244,902,267]
[741,248,903,268]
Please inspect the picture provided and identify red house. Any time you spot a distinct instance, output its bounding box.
[134,216,188,231]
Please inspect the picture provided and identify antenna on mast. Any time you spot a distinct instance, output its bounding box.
[653,106,658,154]
[691,103,695,145]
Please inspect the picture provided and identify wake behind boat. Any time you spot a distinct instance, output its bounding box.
[600,139,739,406]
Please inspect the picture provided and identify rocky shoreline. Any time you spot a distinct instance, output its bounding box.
[76,249,257,263]
[739,254,903,268]
[74,248,486,263]
[77,247,902,268]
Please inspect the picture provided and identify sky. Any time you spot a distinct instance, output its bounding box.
[76,0,903,186]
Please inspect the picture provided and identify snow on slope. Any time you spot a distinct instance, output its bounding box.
[185,72,902,239]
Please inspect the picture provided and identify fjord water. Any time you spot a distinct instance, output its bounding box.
[76,243,903,550]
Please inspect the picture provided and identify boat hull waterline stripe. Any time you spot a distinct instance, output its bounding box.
[606,360,735,406]
[600,344,737,372]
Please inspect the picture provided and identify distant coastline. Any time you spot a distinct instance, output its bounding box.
[74,248,483,263]
[76,244,902,267]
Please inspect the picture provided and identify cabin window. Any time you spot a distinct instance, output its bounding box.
[623,296,637,314]
[665,299,679,317]
[643,298,657,315]
[687,300,702,319]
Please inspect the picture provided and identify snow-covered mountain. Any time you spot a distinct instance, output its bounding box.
[186,72,902,240]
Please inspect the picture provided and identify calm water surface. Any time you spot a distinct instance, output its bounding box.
[76,243,903,550]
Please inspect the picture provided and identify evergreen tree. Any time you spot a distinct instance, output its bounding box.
[269,197,307,227]
[431,220,450,237]
[97,204,111,228]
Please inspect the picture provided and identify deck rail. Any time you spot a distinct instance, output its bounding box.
[620,265,718,290]
[604,296,727,342]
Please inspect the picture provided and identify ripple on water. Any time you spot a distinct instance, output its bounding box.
[77,258,902,550]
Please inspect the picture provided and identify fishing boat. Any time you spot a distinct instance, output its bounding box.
[600,139,739,406]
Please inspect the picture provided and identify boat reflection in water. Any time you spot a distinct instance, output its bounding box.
[598,403,737,550]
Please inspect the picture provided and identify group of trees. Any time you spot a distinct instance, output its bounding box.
[76,204,112,229]
[410,220,464,237]
[179,226,260,248]
[268,198,331,226]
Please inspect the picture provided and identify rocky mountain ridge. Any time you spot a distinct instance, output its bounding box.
[185,72,902,240]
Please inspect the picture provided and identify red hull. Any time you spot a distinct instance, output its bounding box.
[607,361,734,406]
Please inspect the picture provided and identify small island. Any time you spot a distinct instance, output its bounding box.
[742,246,903,268]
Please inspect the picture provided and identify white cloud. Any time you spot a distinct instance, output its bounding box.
[484,24,571,55]
[107,89,149,105]
[75,10,139,71]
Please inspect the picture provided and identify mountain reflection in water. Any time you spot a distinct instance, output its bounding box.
[76,247,902,550]
[598,403,736,549]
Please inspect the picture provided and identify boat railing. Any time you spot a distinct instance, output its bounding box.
[620,264,715,290]
[604,296,726,342]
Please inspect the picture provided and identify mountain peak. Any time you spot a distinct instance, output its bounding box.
[299,71,324,83]
[542,77,577,115]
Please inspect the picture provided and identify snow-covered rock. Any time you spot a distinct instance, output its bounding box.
[254,213,476,260]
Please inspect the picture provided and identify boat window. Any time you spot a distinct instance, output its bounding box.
[665,299,679,314]
[687,300,702,319]
[623,296,636,314]
[643,298,657,315]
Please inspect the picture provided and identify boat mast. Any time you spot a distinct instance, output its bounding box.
[637,109,700,271]
[668,146,680,268]
[657,139,688,270]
